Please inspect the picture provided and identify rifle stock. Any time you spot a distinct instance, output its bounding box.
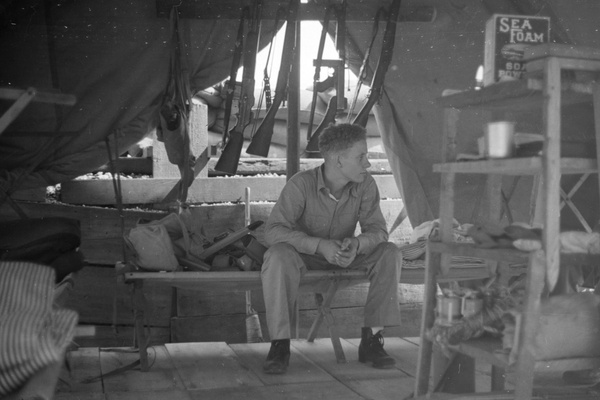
[305,95,337,157]
[352,0,401,128]
[221,9,247,144]
[215,1,262,174]
[307,6,332,141]
[246,0,298,157]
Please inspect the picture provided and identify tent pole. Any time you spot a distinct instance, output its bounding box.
[286,0,301,180]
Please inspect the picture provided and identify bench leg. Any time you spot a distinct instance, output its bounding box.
[306,280,346,363]
[132,280,149,372]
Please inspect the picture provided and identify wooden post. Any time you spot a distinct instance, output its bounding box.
[541,57,561,292]
[287,4,301,180]
[593,83,600,226]
[414,244,439,395]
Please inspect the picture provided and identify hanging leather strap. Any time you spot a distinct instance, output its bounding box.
[261,8,284,111]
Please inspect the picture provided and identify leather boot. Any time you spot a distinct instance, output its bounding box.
[358,327,396,369]
[263,339,290,374]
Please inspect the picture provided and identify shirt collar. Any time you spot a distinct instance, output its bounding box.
[317,164,359,198]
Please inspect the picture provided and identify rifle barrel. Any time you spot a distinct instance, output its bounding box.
[246,0,299,157]
[215,1,262,174]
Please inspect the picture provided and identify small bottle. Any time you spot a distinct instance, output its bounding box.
[475,65,484,90]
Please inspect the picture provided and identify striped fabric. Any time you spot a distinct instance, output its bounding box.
[0,261,78,397]
[402,258,486,269]
[398,241,427,260]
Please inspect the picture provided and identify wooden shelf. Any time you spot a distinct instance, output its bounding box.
[433,157,597,175]
[415,46,600,399]
[436,77,594,112]
[448,336,509,369]
[428,241,600,267]
[427,242,527,263]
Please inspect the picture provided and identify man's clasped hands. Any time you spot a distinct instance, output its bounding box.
[317,237,360,268]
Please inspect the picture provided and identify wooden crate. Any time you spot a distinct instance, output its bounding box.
[483,14,550,86]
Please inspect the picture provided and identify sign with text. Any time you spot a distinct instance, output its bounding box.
[484,14,550,85]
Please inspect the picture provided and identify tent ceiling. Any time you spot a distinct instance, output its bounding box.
[1,0,599,228]
[155,0,435,22]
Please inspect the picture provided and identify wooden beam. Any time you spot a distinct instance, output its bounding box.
[95,157,394,176]
[0,199,409,265]
[60,174,401,205]
[156,1,436,22]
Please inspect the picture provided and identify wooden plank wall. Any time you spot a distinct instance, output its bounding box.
[1,156,419,347]
[1,199,419,347]
[61,263,423,347]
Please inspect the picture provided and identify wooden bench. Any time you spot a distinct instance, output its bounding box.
[123,263,526,372]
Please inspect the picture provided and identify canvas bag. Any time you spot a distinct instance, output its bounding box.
[146,208,209,261]
[125,207,210,271]
[124,223,179,271]
[504,292,600,364]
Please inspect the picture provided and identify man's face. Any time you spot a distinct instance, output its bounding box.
[338,140,371,183]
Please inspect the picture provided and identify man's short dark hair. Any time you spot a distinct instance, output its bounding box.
[318,123,367,157]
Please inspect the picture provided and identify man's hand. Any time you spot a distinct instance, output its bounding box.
[316,239,342,265]
[334,237,359,268]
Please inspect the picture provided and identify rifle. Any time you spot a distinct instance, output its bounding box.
[196,221,264,261]
[352,0,401,128]
[304,95,337,157]
[305,1,347,156]
[346,7,384,122]
[215,0,262,175]
[304,59,343,156]
[220,9,246,147]
[246,0,299,157]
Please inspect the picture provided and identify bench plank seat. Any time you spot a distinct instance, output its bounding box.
[124,263,526,371]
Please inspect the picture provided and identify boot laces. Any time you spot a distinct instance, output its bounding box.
[370,332,388,356]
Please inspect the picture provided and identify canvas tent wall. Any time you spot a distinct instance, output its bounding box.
[1,0,599,228]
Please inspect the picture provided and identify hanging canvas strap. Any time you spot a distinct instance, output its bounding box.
[158,6,193,204]
[260,8,284,111]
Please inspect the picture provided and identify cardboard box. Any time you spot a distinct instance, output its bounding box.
[484,14,550,86]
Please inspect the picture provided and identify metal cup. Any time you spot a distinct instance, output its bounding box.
[485,121,515,158]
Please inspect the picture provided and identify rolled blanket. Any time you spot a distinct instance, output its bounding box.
[0,261,78,397]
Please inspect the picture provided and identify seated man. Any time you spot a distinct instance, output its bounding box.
[261,123,402,374]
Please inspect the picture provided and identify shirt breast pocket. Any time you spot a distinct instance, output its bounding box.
[335,211,359,234]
